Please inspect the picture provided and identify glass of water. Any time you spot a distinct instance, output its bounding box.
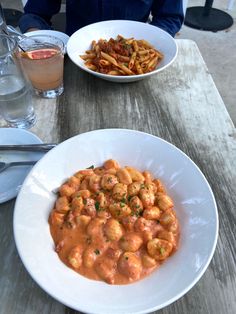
[0,34,36,129]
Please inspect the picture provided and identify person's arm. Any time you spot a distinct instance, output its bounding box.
[150,0,184,37]
[19,0,62,33]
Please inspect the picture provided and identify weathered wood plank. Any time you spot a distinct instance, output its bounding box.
[0,39,235,314]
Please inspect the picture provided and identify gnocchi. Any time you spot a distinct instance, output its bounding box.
[49,159,179,285]
[119,233,143,252]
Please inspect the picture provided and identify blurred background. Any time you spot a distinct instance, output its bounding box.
[1,0,235,125]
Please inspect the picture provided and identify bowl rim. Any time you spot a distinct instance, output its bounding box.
[67,20,178,79]
[13,128,219,314]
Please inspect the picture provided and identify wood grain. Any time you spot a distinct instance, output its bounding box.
[0,39,235,314]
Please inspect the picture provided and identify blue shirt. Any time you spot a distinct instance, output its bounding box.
[19,0,184,37]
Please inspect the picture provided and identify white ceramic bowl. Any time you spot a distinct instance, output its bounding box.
[13,129,218,314]
[67,20,177,82]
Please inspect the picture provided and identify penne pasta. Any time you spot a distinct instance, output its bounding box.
[149,49,157,58]
[84,58,93,64]
[95,45,100,54]
[147,56,158,70]
[117,54,130,62]
[85,50,94,54]
[99,59,111,66]
[91,40,96,50]
[117,34,124,40]
[126,38,134,44]
[85,62,97,71]
[138,50,150,56]
[132,40,139,52]
[140,60,150,69]
[107,70,121,75]
[138,39,155,49]
[139,54,151,63]
[101,51,118,66]
[79,35,164,76]
[156,51,164,59]
[128,52,137,70]
[117,63,134,75]
[80,53,96,60]
[135,61,143,74]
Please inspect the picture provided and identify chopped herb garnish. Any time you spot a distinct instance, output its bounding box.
[87,165,94,169]
[86,237,91,244]
[131,209,141,217]
[160,247,165,255]
[140,184,145,189]
[94,249,100,255]
[95,201,101,211]
[83,199,87,205]
[107,176,113,183]
[123,43,132,50]
[120,202,125,208]
[116,210,121,216]
[66,221,74,229]
[128,195,133,201]
[121,197,126,203]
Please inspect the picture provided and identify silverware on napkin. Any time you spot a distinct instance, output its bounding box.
[0,143,56,152]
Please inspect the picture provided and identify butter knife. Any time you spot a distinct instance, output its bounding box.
[0,143,56,152]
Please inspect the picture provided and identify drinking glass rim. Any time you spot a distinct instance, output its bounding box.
[0,34,18,58]
[19,34,65,54]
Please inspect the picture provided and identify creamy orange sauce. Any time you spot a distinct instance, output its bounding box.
[49,160,179,284]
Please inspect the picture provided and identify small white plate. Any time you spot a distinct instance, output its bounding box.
[24,30,70,53]
[0,128,43,204]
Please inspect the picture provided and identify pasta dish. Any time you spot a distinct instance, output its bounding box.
[49,159,179,284]
[80,35,164,76]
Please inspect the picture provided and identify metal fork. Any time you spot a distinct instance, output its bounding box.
[0,161,37,173]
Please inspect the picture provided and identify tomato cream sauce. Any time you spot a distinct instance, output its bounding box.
[49,160,180,285]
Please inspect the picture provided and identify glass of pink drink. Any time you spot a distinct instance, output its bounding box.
[19,35,65,98]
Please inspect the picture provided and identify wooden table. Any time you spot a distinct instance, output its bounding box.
[0,39,236,314]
